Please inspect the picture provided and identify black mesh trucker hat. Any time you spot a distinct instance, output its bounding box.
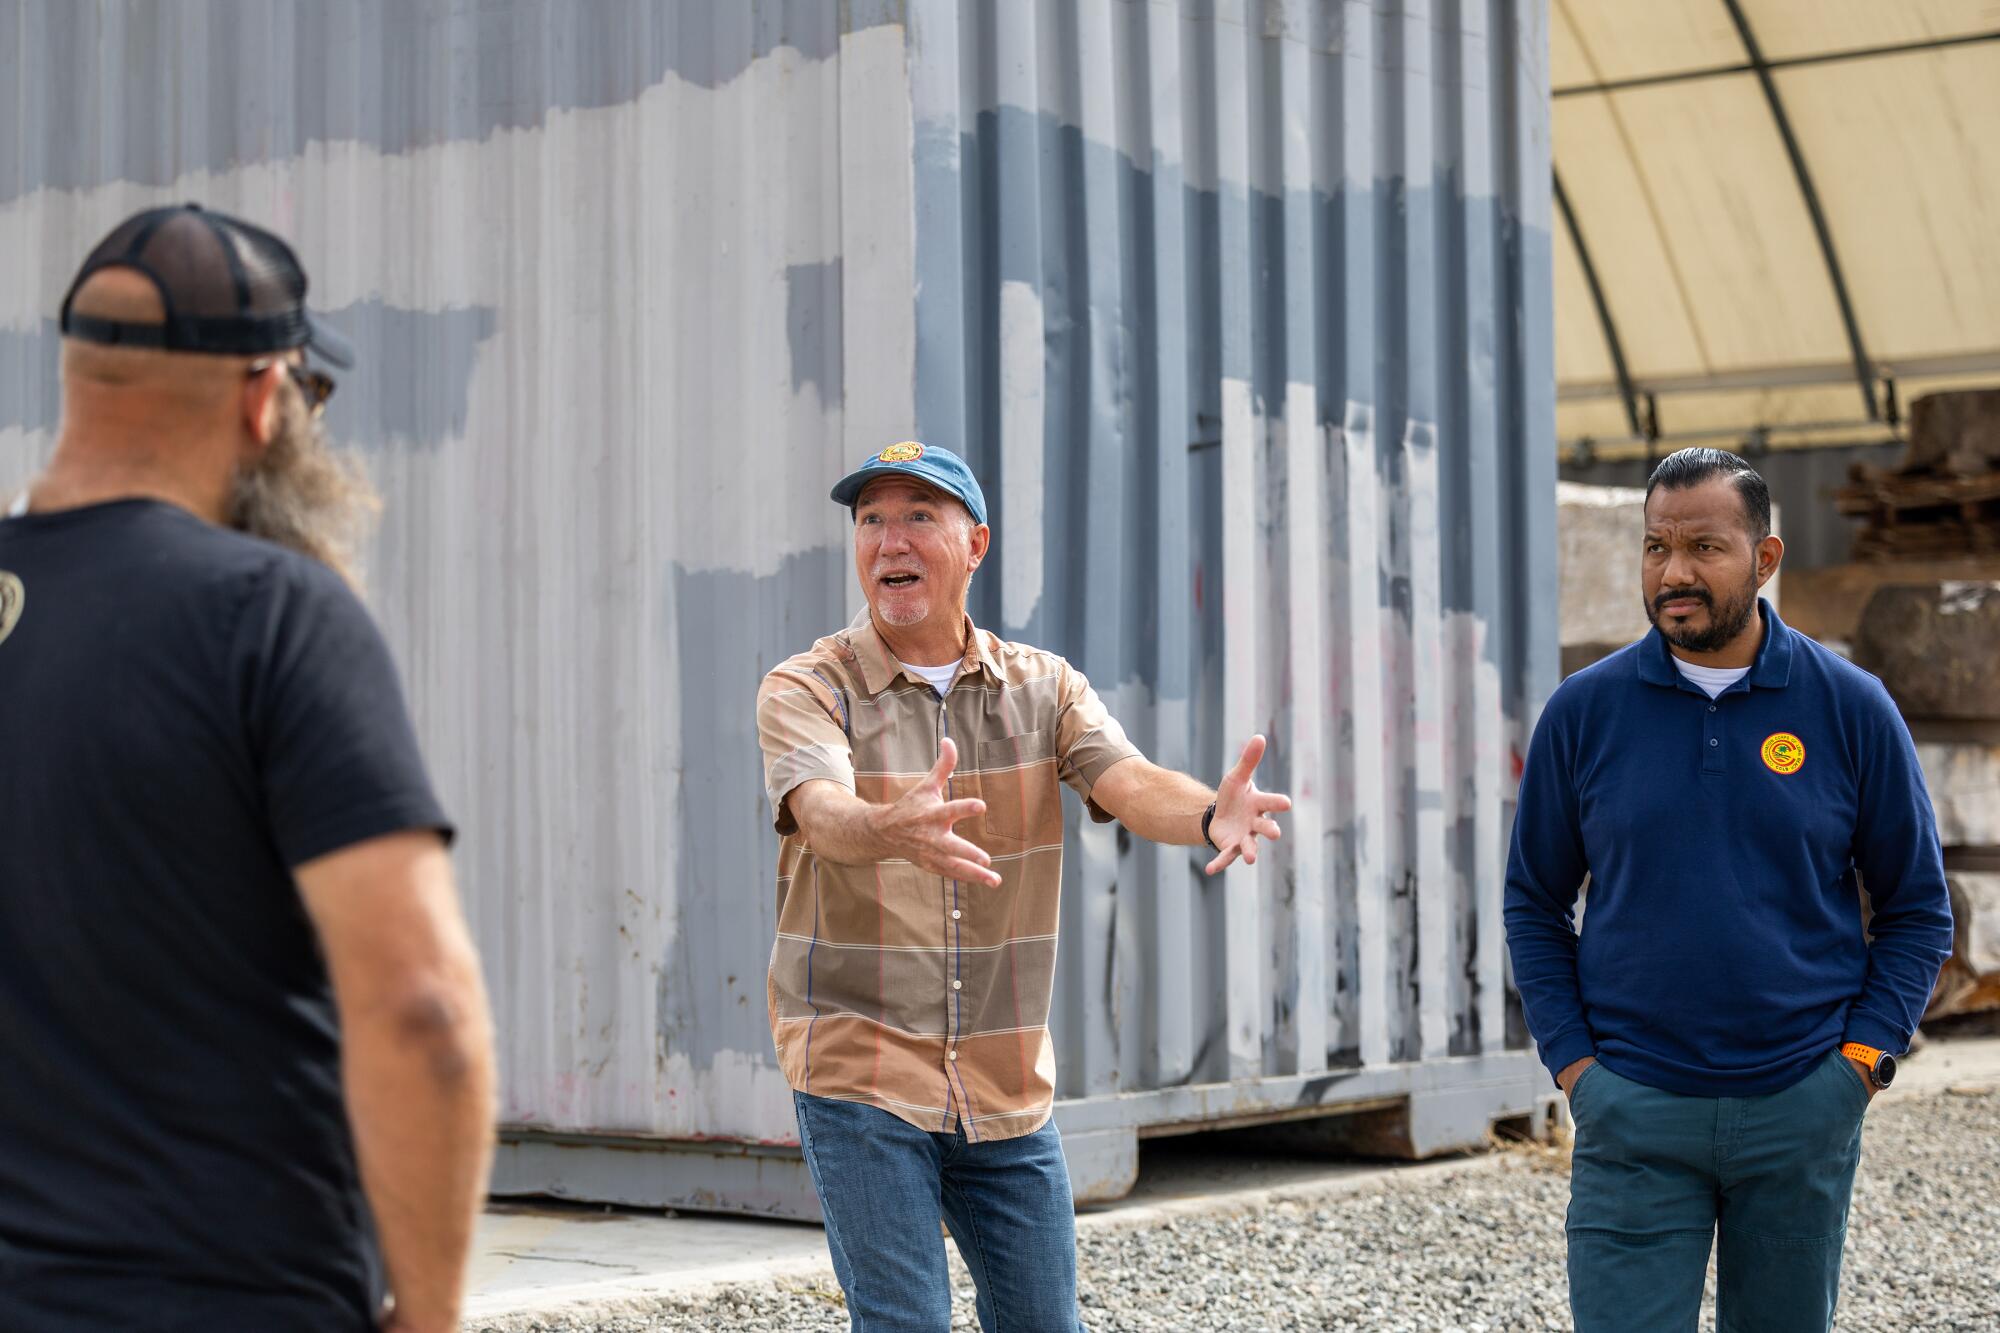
[58,203,353,368]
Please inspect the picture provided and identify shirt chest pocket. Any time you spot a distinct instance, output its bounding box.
[977,731,1057,843]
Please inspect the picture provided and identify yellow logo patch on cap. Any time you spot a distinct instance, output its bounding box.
[877,441,925,463]
[1761,732,1805,775]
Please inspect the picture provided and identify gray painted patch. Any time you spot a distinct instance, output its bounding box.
[0,302,494,448]
[0,320,61,434]
[665,544,846,1068]
[320,300,498,449]
[0,0,895,207]
[782,260,842,405]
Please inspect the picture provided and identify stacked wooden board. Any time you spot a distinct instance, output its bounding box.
[1838,388,2000,562]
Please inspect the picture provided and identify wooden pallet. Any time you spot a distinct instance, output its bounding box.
[1837,467,2000,562]
[1852,520,2000,562]
[1835,469,2000,515]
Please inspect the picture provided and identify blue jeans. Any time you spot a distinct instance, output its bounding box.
[793,1091,1086,1333]
[1567,1051,1869,1333]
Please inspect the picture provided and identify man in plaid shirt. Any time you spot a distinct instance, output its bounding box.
[757,441,1289,1332]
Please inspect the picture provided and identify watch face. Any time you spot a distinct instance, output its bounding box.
[1873,1053,1897,1089]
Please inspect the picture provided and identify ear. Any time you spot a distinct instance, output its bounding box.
[240,362,285,459]
[1754,533,1785,588]
[967,522,991,573]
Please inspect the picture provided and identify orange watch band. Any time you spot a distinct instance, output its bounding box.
[1841,1042,1884,1067]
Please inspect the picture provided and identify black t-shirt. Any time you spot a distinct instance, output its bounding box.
[0,499,452,1332]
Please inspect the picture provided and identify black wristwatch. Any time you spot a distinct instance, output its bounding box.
[1200,801,1219,852]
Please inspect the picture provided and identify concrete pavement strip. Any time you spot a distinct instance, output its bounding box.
[464,1036,2000,1325]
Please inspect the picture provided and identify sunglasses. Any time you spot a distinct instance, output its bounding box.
[246,357,337,417]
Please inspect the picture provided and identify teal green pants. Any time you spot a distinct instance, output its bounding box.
[1566,1051,1869,1333]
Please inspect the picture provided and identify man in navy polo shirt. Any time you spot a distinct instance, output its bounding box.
[1506,448,1952,1331]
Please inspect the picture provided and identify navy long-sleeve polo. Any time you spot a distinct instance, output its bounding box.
[1504,601,1954,1097]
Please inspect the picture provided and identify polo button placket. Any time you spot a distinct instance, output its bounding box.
[935,689,973,1134]
[1702,693,1728,775]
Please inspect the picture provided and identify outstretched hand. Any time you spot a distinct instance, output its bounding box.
[876,738,1003,888]
[1204,734,1292,876]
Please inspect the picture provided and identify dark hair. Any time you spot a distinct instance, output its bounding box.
[1644,448,1771,541]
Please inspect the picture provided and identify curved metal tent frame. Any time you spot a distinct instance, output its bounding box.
[1551,1,2000,461]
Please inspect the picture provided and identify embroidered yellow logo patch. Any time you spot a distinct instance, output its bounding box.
[0,571,23,648]
[1761,732,1805,775]
[877,441,925,463]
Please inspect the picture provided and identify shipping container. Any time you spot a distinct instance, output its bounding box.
[0,0,1557,1218]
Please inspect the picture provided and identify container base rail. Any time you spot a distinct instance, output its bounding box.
[492,1049,1553,1222]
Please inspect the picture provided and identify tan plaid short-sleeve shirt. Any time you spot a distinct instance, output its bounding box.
[756,609,1140,1141]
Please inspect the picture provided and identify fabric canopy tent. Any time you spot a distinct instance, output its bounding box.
[1552,1,2000,463]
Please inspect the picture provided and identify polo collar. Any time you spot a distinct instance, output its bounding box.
[1638,597,1793,691]
[845,608,997,694]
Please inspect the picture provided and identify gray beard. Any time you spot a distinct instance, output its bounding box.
[229,391,380,592]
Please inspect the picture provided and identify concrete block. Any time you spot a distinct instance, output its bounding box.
[1907,388,2000,477]
[1930,871,2000,1020]
[1916,740,2000,847]
[1558,482,1650,653]
[1952,872,2000,977]
[1853,583,2000,720]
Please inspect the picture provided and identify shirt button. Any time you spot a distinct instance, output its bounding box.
[948,1049,958,1061]
[951,910,962,920]
[1709,738,1719,747]
[1708,705,1717,713]
[952,980,963,990]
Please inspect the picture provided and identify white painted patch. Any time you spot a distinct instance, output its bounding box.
[654,1049,802,1144]
[0,427,53,499]
[1281,383,1329,1073]
[998,279,1045,631]
[1219,376,1262,1078]
[1403,418,1451,1061]
[1339,398,1392,1069]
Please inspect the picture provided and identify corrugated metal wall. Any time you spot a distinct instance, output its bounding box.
[903,0,1557,1103]
[1,0,1556,1211]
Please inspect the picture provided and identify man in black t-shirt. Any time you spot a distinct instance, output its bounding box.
[0,205,496,1333]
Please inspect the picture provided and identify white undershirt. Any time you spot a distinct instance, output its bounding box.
[1673,657,1751,699]
[898,658,960,694]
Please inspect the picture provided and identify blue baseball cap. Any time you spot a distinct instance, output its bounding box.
[830,441,988,526]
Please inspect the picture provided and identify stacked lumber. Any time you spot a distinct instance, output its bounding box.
[1851,583,2000,1021]
[1838,389,2000,562]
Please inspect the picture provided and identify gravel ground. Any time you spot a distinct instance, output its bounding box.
[473,1086,2000,1332]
